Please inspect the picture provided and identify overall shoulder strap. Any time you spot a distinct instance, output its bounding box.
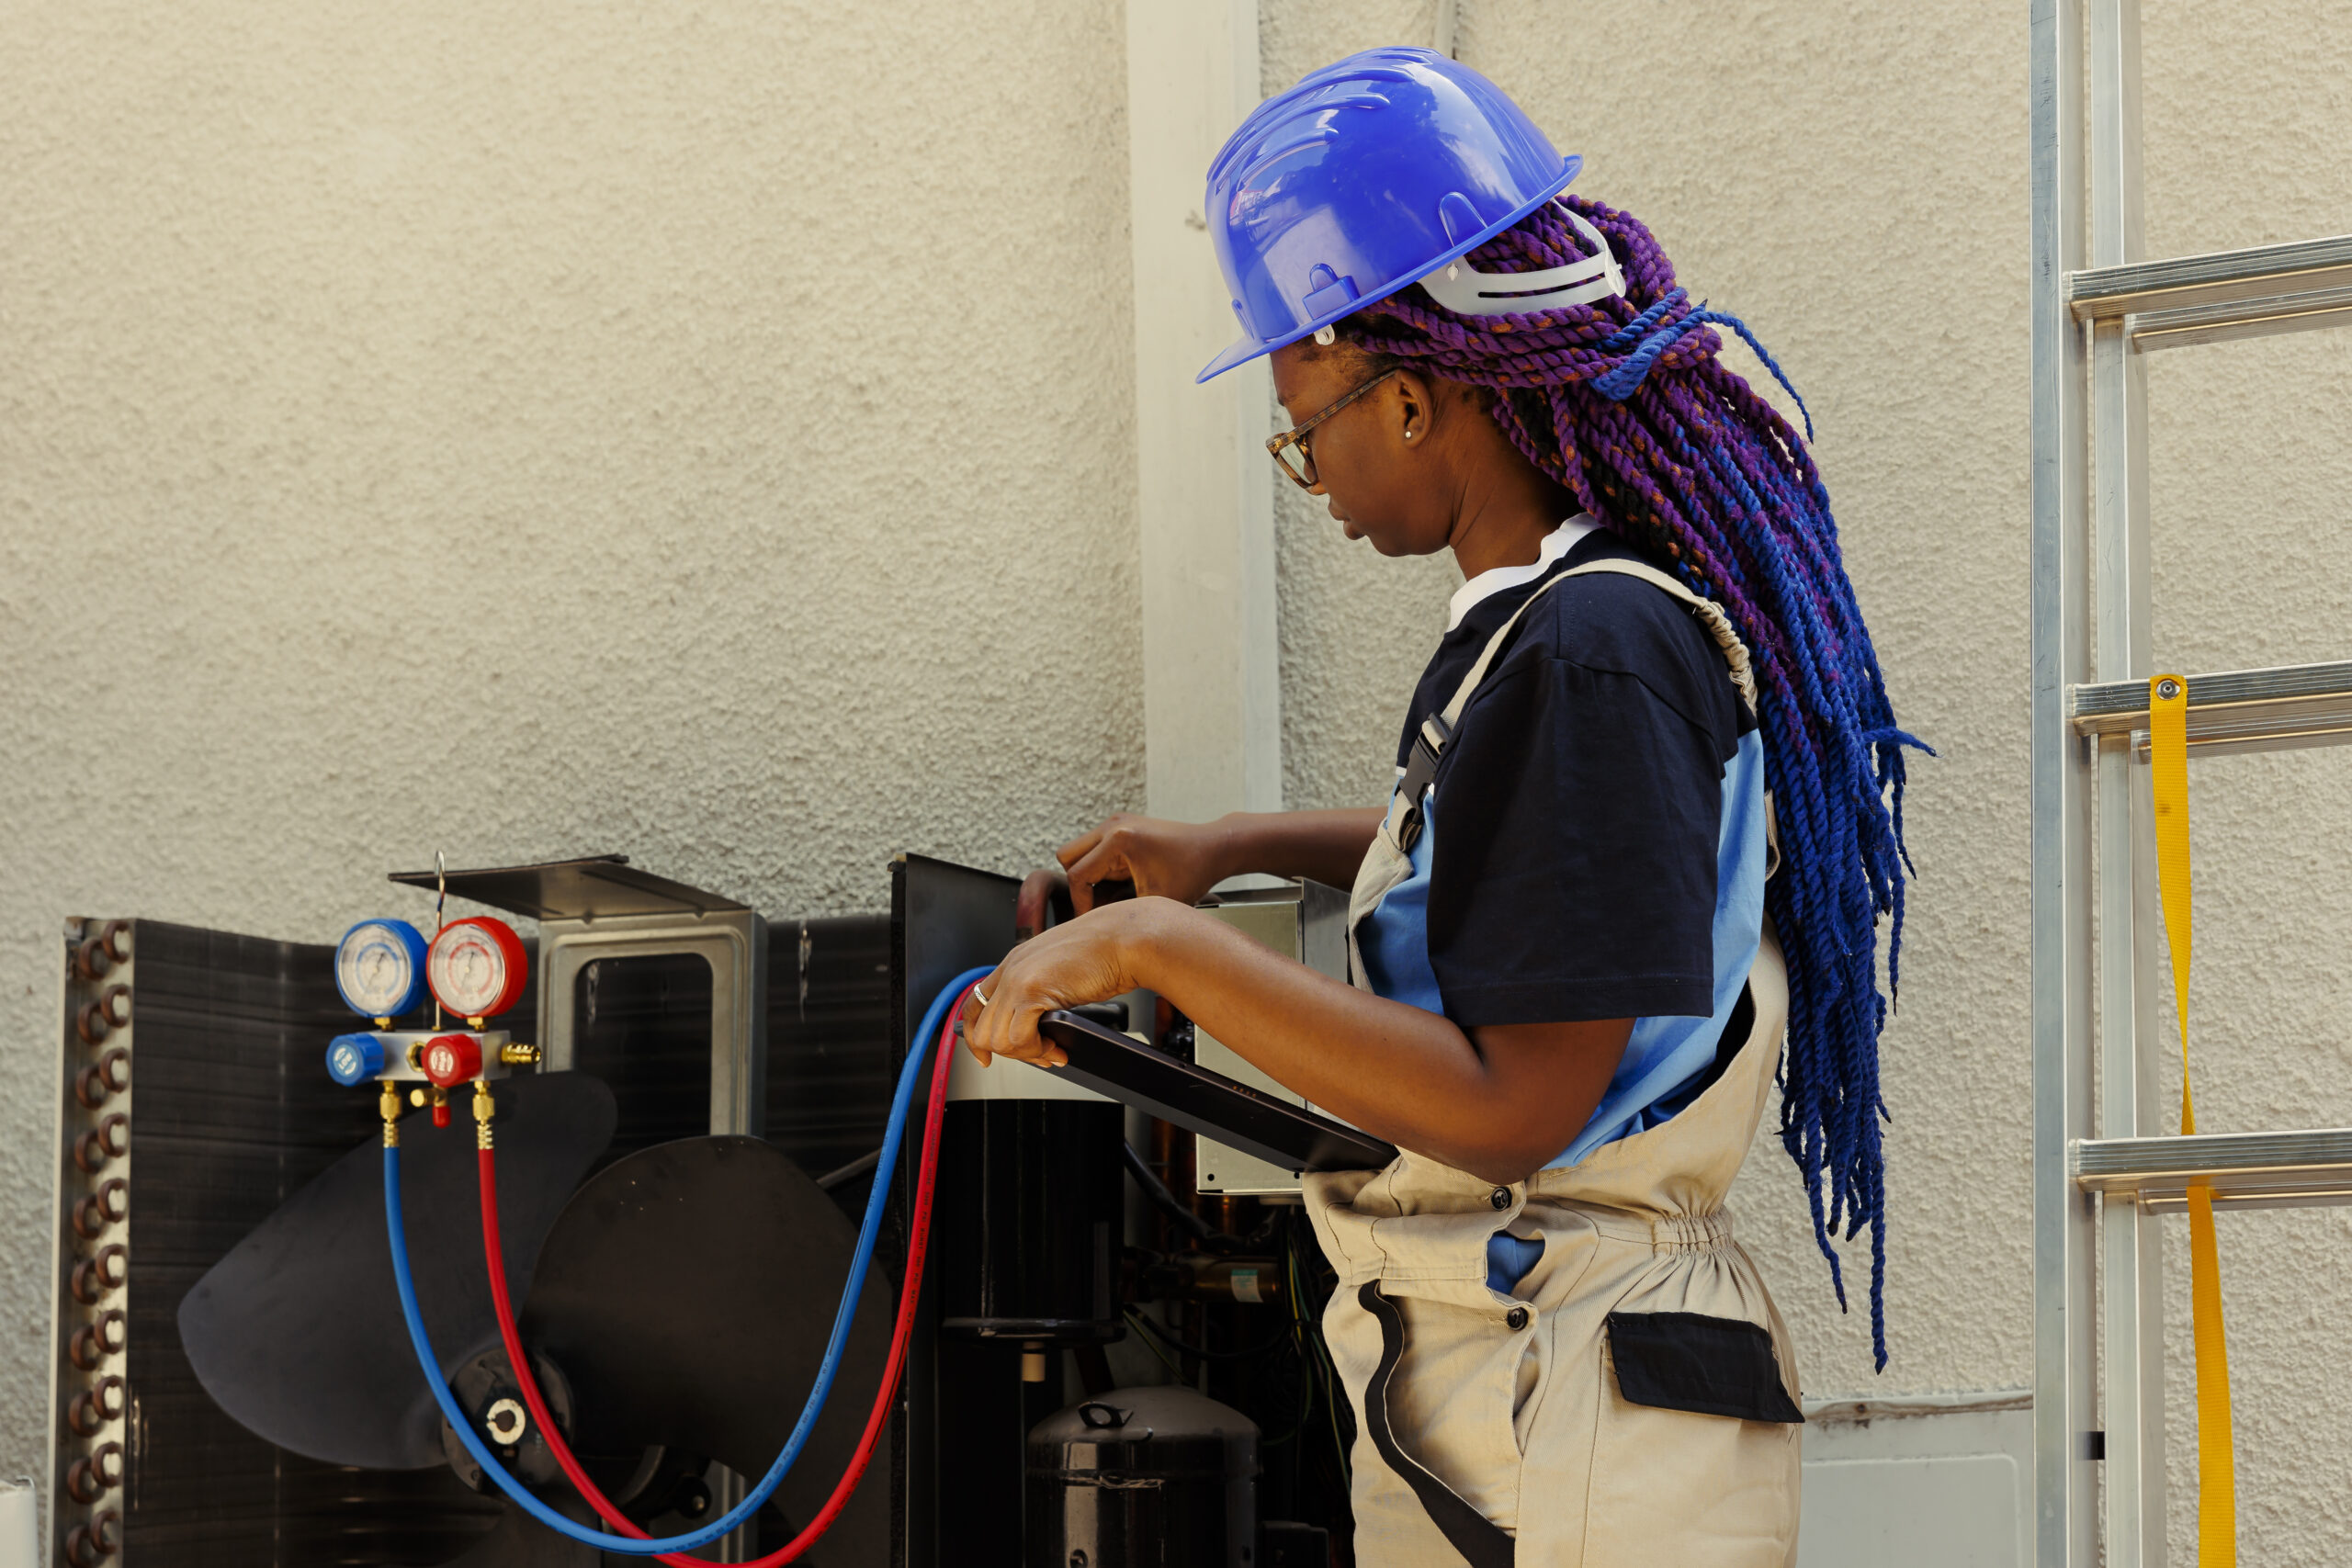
[1385,558,1759,855]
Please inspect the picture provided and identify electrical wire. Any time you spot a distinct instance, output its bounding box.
[472,975,980,1565]
[1119,1141,1215,1241]
[1285,1214,1351,1492]
[1126,1309,1192,1384]
[1257,1216,1317,1450]
[384,965,992,1555]
[1125,1304,1295,1363]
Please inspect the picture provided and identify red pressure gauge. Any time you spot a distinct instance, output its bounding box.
[425,917,528,1021]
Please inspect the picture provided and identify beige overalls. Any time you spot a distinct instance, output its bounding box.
[1306,558,1804,1567]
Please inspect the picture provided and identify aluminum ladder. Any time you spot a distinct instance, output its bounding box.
[2030,1,2352,1562]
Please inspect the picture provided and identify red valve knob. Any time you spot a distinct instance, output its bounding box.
[420,1034,482,1089]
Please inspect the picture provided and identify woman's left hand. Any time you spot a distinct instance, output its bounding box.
[959,900,1161,1068]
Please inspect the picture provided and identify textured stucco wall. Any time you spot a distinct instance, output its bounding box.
[0,0,1139,1497]
[6,0,2349,1560]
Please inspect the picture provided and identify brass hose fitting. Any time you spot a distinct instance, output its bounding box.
[474,1079,495,1149]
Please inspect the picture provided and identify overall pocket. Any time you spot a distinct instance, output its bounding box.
[1605,1311,1802,1423]
[1580,1312,1802,1567]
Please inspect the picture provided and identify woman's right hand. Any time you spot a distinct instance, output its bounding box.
[1057,814,1233,913]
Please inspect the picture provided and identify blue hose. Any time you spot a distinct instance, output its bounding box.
[385,965,993,1553]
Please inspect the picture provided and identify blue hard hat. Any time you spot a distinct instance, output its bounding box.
[1199,47,1584,382]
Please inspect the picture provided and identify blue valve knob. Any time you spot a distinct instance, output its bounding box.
[326,1032,387,1087]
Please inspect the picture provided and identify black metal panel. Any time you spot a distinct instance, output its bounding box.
[96,919,526,1565]
[938,1100,1124,1343]
[568,952,714,1170]
[766,915,895,1195]
[889,856,1022,1568]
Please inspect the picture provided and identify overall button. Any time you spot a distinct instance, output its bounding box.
[1506,1306,1531,1331]
[1488,1186,1512,1210]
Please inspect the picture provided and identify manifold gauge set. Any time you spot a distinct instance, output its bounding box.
[324,915,537,1122]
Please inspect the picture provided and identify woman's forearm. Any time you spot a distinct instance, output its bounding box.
[1115,898,1622,1184]
[1209,808,1384,890]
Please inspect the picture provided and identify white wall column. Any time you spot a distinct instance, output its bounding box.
[1125,0,1282,822]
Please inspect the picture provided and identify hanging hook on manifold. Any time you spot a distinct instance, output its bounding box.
[432,850,449,1031]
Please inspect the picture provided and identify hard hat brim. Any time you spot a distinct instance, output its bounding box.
[1195,155,1583,384]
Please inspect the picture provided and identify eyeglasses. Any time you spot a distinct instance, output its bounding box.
[1265,367,1399,491]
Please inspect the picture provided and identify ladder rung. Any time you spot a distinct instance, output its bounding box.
[2070,660,2352,754]
[2132,279,2352,351]
[2075,1129,2352,1212]
[2068,233,2352,324]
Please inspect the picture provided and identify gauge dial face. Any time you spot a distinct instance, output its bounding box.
[334,921,429,1019]
[426,917,527,1020]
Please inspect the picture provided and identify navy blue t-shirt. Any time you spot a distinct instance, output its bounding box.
[1390,528,1758,1030]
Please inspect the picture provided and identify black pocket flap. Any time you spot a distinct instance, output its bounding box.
[1605,1310,1804,1425]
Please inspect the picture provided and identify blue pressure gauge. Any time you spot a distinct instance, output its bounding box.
[334,919,429,1020]
[325,1032,388,1087]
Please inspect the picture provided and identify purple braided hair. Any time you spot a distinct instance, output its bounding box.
[1335,195,1927,1368]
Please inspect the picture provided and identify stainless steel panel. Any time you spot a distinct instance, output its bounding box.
[387,852,754,919]
[539,908,767,1138]
[1192,880,1350,1197]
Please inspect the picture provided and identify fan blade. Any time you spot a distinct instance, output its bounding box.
[520,1136,894,1562]
[177,1071,618,1470]
[442,1487,603,1568]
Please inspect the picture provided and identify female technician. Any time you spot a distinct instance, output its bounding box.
[960,48,1918,1566]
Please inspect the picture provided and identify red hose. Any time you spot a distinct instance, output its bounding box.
[477,983,976,1566]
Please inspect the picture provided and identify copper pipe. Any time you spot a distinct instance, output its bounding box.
[70,1309,125,1371]
[69,1375,125,1436]
[66,1458,106,1505]
[73,1179,127,1240]
[75,1115,129,1174]
[65,1446,123,1506]
[72,1246,127,1304]
[1174,1255,1287,1305]
[66,1508,120,1564]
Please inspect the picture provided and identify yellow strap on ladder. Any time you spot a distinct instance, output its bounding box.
[2151,672,2236,1565]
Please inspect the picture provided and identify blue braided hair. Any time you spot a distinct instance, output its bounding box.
[1329,195,1927,1367]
